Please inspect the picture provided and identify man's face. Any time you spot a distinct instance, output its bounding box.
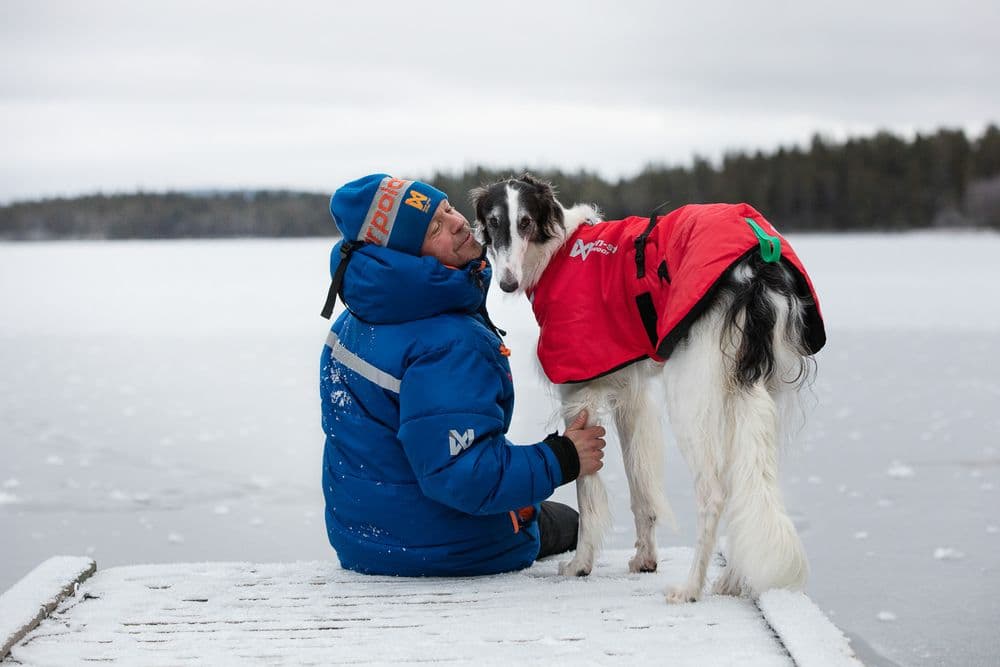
[420,199,482,267]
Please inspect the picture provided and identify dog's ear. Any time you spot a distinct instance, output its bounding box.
[518,172,557,203]
[468,185,492,245]
[522,174,564,240]
[518,172,546,189]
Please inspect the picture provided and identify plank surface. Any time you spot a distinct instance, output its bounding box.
[4,549,853,666]
[0,557,96,660]
[757,590,863,667]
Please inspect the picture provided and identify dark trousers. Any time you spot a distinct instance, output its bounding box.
[536,501,579,559]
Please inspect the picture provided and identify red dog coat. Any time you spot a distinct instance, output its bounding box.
[525,203,825,384]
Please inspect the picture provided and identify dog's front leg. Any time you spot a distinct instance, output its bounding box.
[559,473,610,576]
[556,386,610,576]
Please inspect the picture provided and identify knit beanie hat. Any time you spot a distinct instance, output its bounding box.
[330,174,448,256]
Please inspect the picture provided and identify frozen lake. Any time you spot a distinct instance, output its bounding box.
[1,233,998,666]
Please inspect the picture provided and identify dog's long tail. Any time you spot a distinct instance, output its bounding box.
[721,254,810,594]
[723,253,811,390]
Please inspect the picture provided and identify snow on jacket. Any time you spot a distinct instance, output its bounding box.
[526,203,826,384]
[320,241,574,576]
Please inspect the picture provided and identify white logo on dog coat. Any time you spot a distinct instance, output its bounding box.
[449,429,475,456]
[570,238,617,261]
[570,239,595,260]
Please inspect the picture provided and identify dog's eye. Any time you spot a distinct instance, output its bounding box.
[486,216,498,228]
[518,216,532,232]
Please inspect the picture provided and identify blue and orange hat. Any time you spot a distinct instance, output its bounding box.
[330,174,448,256]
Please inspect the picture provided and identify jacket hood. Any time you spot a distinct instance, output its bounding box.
[329,240,491,324]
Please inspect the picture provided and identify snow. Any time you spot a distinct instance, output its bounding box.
[0,556,95,658]
[5,549,844,666]
[931,547,964,561]
[757,589,862,666]
[886,462,915,479]
[2,232,1000,666]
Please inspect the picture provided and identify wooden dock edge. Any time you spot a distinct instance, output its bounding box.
[0,556,97,660]
[757,589,864,666]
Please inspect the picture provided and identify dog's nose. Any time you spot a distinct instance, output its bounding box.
[498,276,519,292]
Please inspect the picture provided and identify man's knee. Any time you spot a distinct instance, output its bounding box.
[537,501,579,559]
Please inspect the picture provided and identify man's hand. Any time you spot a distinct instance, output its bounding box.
[564,409,606,476]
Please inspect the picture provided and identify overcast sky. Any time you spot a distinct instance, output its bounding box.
[1,0,997,203]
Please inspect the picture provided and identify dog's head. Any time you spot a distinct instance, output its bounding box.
[469,174,565,293]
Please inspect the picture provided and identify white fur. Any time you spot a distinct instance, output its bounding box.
[484,187,810,602]
[492,185,527,289]
[663,297,808,602]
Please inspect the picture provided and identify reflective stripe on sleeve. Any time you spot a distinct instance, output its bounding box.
[325,331,401,394]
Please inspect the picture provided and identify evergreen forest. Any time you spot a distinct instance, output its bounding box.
[3,125,998,240]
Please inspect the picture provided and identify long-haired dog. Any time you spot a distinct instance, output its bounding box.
[471,174,825,603]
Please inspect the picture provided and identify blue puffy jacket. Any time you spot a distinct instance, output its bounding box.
[320,241,576,576]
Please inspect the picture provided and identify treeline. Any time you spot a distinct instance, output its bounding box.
[0,190,332,240]
[2,125,999,240]
[430,125,1000,231]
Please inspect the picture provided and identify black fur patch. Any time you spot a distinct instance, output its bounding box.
[722,253,804,388]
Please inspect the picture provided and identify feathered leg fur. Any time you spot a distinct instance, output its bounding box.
[664,260,810,602]
[557,383,611,576]
[663,301,732,602]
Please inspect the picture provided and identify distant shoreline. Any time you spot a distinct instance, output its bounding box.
[3,125,999,238]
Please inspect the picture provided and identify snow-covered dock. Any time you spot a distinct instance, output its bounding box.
[1,548,861,666]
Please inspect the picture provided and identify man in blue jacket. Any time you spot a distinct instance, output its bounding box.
[319,174,606,576]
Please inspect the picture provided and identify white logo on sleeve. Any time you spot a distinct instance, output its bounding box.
[448,429,475,456]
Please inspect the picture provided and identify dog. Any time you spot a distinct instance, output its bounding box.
[470,174,825,602]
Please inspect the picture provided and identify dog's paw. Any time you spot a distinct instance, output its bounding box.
[628,554,658,573]
[711,570,743,597]
[665,585,701,604]
[558,559,592,577]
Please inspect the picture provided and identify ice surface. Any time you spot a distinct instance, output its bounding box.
[2,233,1000,666]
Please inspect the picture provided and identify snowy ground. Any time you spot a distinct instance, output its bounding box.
[1,233,998,666]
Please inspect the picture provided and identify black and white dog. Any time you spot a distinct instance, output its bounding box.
[471,175,824,603]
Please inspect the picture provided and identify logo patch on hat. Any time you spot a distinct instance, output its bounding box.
[405,189,431,212]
